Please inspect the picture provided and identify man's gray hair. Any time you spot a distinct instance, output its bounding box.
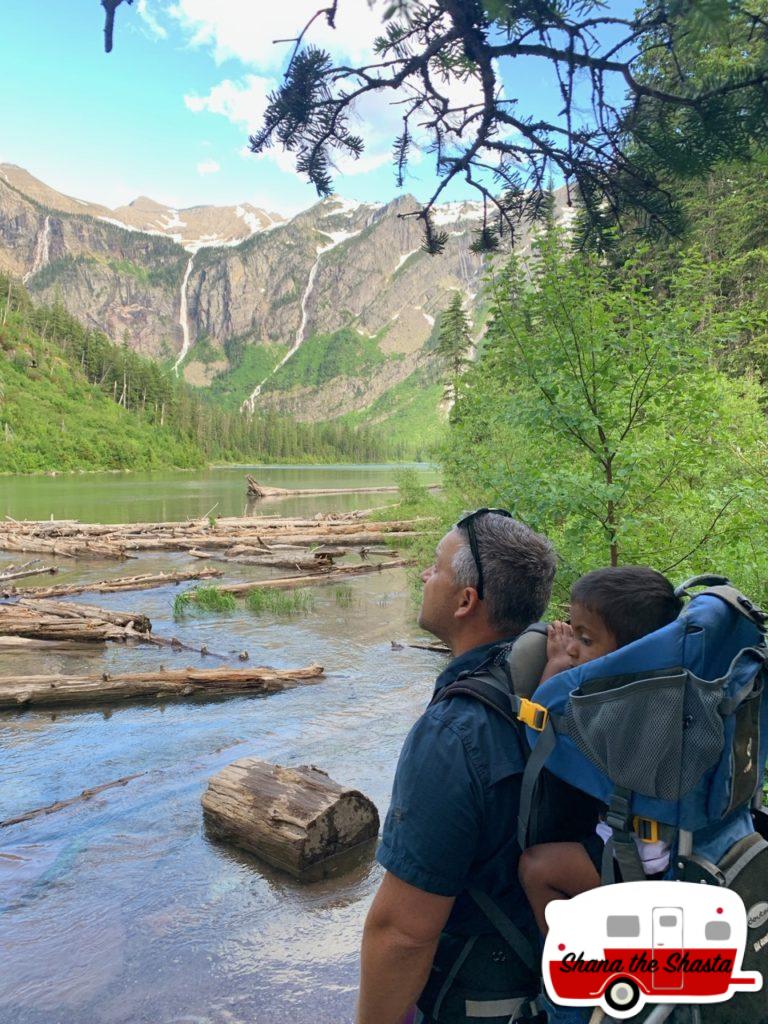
[452,514,556,633]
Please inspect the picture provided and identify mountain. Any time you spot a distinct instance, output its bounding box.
[0,163,572,445]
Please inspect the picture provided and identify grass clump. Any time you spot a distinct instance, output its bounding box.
[173,586,236,615]
[245,589,315,616]
[334,585,354,608]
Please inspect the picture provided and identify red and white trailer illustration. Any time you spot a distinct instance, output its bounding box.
[543,881,762,1018]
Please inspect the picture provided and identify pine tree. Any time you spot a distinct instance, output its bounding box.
[436,293,472,405]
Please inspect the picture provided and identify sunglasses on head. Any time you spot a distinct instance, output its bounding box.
[455,507,512,600]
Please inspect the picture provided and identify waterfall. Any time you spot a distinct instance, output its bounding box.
[241,236,348,414]
[173,256,195,375]
[24,216,51,282]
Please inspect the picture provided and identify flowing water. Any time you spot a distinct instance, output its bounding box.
[0,465,443,1024]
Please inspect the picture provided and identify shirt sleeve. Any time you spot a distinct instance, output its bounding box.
[376,710,485,896]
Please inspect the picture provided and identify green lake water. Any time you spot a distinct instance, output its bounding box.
[0,464,444,1024]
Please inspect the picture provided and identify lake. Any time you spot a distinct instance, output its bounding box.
[0,465,444,1024]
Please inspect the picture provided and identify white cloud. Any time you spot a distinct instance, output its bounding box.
[197,159,221,175]
[169,0,383,71]
[136,0,167,39]
[185,74,276,134]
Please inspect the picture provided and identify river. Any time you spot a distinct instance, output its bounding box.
[0,465,444,1024]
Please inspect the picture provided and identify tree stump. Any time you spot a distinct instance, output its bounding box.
[202,759,379,879]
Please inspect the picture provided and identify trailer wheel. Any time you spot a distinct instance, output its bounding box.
[604,977,641,1013]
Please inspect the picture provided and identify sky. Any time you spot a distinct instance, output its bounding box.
[0,1,631,217]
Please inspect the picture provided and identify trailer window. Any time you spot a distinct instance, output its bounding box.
[705,921,731,941]
[659,915,678,927]
[607,916,640,938]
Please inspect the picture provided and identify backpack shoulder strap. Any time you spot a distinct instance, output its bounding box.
[431,664,519,728]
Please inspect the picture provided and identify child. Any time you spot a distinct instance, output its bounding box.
[519,565,683,934]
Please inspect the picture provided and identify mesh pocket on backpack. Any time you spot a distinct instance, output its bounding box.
[563,670,722,802]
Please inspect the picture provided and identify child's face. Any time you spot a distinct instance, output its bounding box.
[566,602,618,664]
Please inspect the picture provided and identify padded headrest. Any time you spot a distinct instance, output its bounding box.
[505,622,548,698]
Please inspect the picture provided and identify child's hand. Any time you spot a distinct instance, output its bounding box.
[544,621,575,677]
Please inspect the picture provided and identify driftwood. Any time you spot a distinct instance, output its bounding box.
[0,535,129,559]
[187,548,334,571]
[202,758,379,879]
[4,567,223,599]
[0,561,58,583]
[0,773,145,828]
[245,474,439,499]
[0,604,143,643]
[0,663,325,709]
[218,558,411,594]
[16,598,151,633]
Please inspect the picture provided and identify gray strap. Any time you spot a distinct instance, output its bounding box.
[603,788,646,883]
[516,719,557,850]
[465,996,526,1018]
[701,585,767,631]
[641,1007,676,1024]
[720,832,768,885]
[468,889,538,973]
[431,934,478,1021]
[718,652,765,714]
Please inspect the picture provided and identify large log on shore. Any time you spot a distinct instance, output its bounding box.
[218,558,412,594]
[0,663,324,709]
[202,759,379,879]
[4,567,223,599]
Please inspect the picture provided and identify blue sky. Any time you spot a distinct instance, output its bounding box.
[0,1,631,216]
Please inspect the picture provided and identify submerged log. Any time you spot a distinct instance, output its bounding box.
[218,558,411,594]
[0,636,102,652]
[0,663,324,709]
[0,561,58,583]
[202,759,379,879]
[1,772,145,828]
[5,567,223,599]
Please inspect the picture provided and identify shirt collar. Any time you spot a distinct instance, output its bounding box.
[434,638,516,694]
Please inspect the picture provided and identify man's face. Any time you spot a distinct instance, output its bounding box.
[417,529,466,642]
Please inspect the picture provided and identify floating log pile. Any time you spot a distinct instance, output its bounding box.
[188,548,335,572]
[0,513,426,559]
[202,758,379,879]
[0,663,325,710]
[3,566,223,600]
[0,601,150,643]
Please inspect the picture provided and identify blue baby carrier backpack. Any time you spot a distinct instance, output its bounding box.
[435,574,768,1023]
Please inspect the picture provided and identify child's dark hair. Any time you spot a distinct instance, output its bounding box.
[570,566,683,647]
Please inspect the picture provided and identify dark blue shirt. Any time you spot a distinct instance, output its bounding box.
[377,640,533,935]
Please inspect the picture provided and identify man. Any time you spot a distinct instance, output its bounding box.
[357,510,558,1024]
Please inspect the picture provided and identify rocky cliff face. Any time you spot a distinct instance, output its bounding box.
[0,163,571,428]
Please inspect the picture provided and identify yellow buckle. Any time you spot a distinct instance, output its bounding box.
[517,698,549,732]
[633,816,660,843]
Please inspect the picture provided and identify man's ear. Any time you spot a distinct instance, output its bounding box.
[454,587,481,619]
